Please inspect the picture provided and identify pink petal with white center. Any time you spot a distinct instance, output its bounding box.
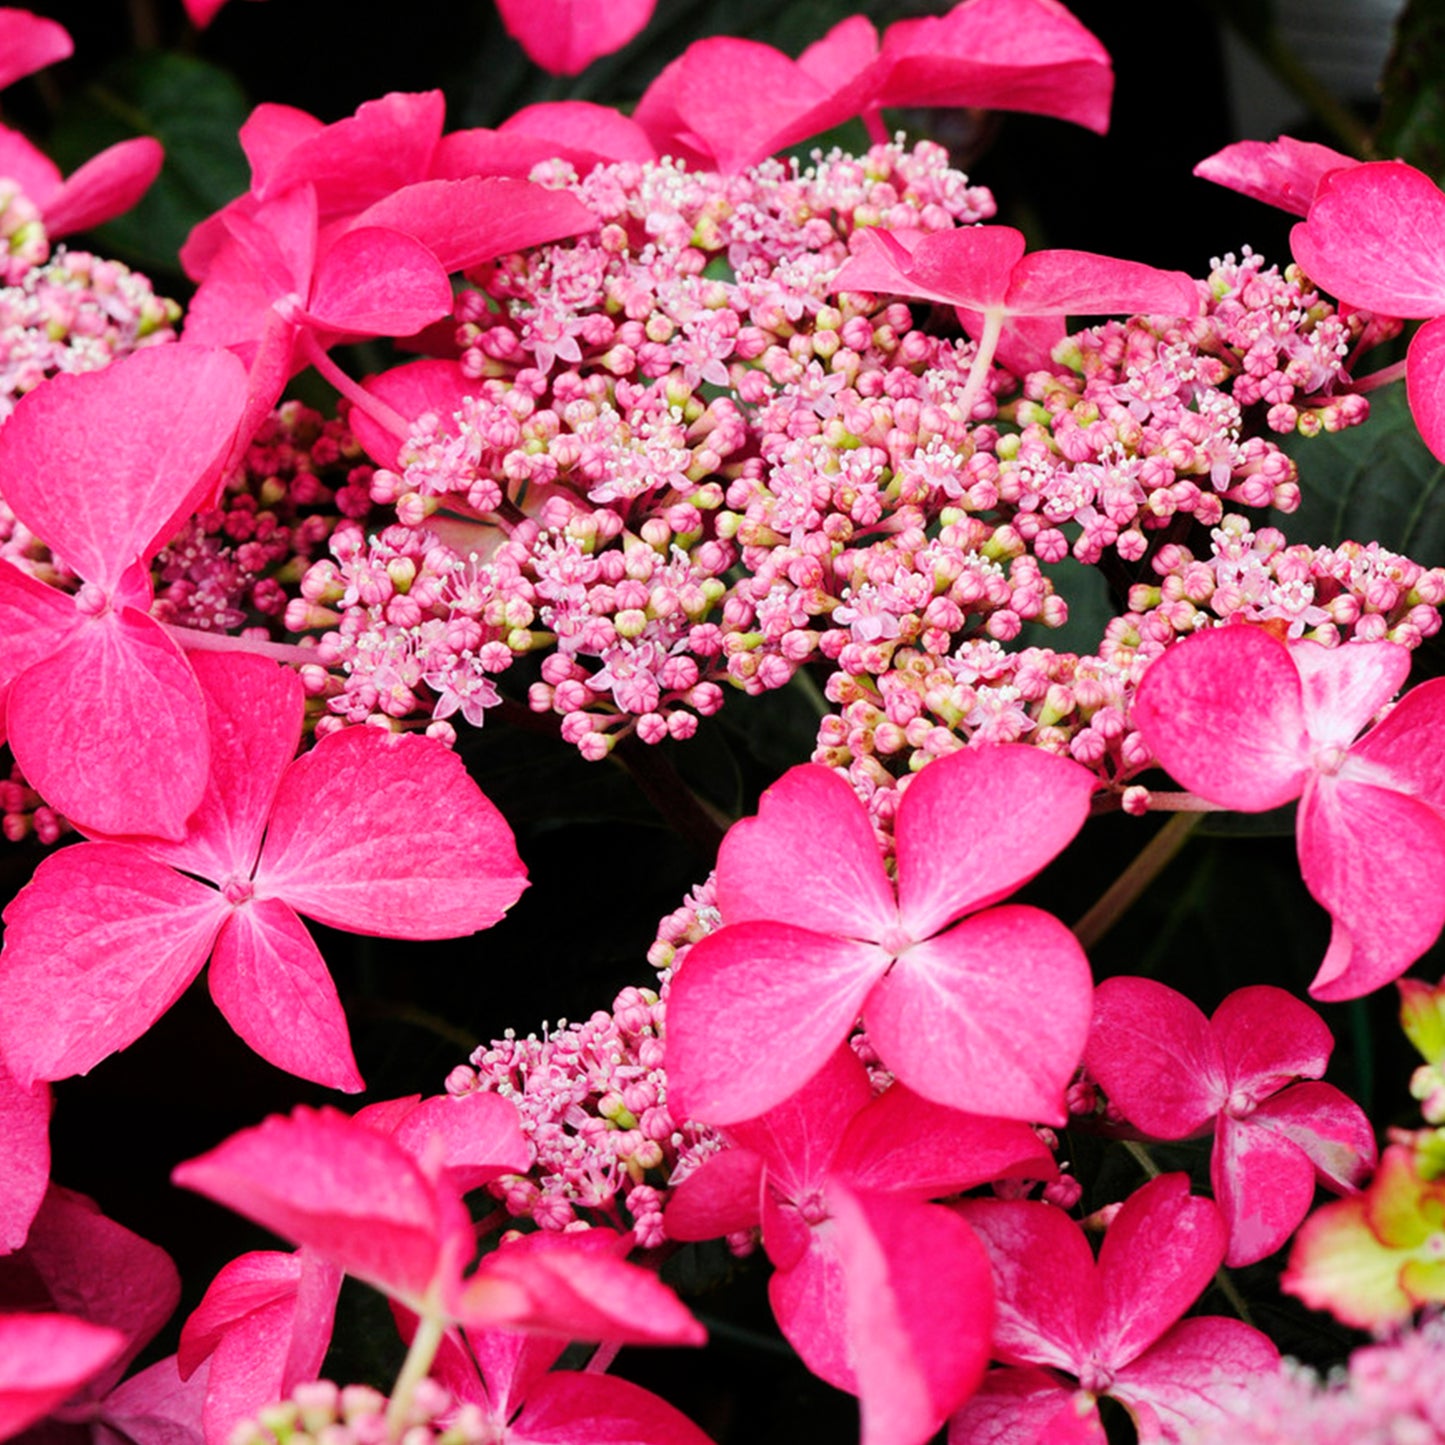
[172,1106,473,1315]
[714,763,896,939]
[955,1198,1096,1372]
[1350,676,1445,811]
[345,177,597,277]
[208,898,363,1092]
[5,608,210,841]
[947,1367,1097,1445]
[0,1059,49,1252]
[135,650,301,882]
[255,725,527,938]
[508,1369,715,1445]
[304,225,451,336]
[1093,1175,1225,1369]
[1298,775,1445,999]
[0,10,72,91]
[1405,311,1445,462]
[459,1230,704,1345]
[661,1147,766,1242]
[0,557,78,744]
[0,346,247,596]
[98,1353,208,1445]
[1248,1080,1376,1192]
[662,921,886,1127]
[1289,638,1410,751]
[875,0,1113,135]
[1209,985,1332,1093]
[834,1084,1056,1199]
[0,1313,123,1442]
[1193,136,1356,217]
[1131,626,1312,811]
[1211,1112,1318,1267]
[1107,1316,1279,1443]
[389,1091,533,1193]
[1084,977,1220,1139]
[493,0,656,76]
[865,905,1092,1124]
[1291,160,1445,317]
[42,136,163,238]
[0,844,228,1085]
[830,1184,994,1445]
[895,744,1093,939]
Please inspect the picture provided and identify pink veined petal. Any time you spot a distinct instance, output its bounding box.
[0,843,228,1085]
[96,1352,209,1445]
[0,1060,50,1252]
[497,101,656,166]
[1209,985,1333,1095]
[1193,136,1358,218]
[1291,160,1445,317]
[208,898,364,1093]
[41,136,164,238]
[1107,1316,1279,1443]
[0,557,79,743]
[0,345,248,596]
[0,1314,123,1442]
[178,1250,302,1376]
[1406,312,1445,463]
[829,1184,994,1445]
[4,608,210,841]
[1298,775,1445,999]
[348,176,598,277]
[0,10,72,91]
[172,1106,472,1315]
[798,15,879,89]
[954,1198,1098,1372]
[238,103,324,189]
[304,225,451,337]
[661,1147,767,1242]
[1349,676,1445,812]
[494,0,655,76]
[887,226,1028,310]
[1248,1080,1377,1193]
[831,227,932,302]
[768,1227,853,1390]
[1288,638,1410,752]
[255,725,527,938]
[895,743,1094,939]
[947,1367,1098,1445]
[662,921,887,1127]
[509,1369,715,1445]
[713,762,897,939]
[1093,1175,1226,1369]
[390,1091,533,1193]
[1007,249,1200,321]
[1083,977,1221,1138]
[865,905,1092,1125]
[1131,625,1313,810]
[1211,1113,1319,1267]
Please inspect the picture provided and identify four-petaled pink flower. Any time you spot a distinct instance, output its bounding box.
[950,1174,1280,1443]
[665,744,1096,1127]
[1132,625,1445,1000]
[1085,979,1376,1265]
[0,649,528,1092]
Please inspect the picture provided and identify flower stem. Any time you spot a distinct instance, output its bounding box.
[164,624,320,667]
[1348,358,1408,394]
[385,1307,446,1442]
[1072,813,1202,951]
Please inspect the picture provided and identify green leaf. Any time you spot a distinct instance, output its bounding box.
[1376,0,1445,179]
[1274,382,1445,568]
[46,52,250,278]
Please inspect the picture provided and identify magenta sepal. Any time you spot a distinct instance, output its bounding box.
[0,1058,50,1254]
[0,1314,124,1443]
[947,1367,1104,1445]
[0,9,72,91]
[1193,136,1357,217]
[492,0,656,77]
[0,128,162,240]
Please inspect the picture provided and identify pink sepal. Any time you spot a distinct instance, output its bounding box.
[660,1147,766,1241]
[1405,313,1445,462]
[208,898,364,1093]
[0,10,72,92]
[1210,984,1333,1091]
[304,225,451,336]
[1348,675,1445,811]
[98,1353,208,1445]
[237,104,324,191]
[0,1059,50,1253]
[714,763,895,937]
[1212,1113,1318,1268]
[798,15,878,90]
[1248,1081,1376,1194]
[1291,160,1445,317]
[1299,777,1445,999]
[865,905,1091,1124]
[829,1184,993,1445]
[498,1369,715,1445]
[1290,639,1410,750]
[895,743,1092,939]
[255,725,527,938]
[353,358,476,468]
[493,0,656,76]
[1132,625,1311,810]
[42,136,164,238]
[388,1091,534,1193]
[0,843,228,1084]
[0,1313,123,1442]
[947,1367,1095,1445]
[1193,136,1356,217]
[662,921,885,1126]
[0,557,77,743]
[178,1250,302,1376]
[498,102,656,165]
[1108,1317,1279,1442]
